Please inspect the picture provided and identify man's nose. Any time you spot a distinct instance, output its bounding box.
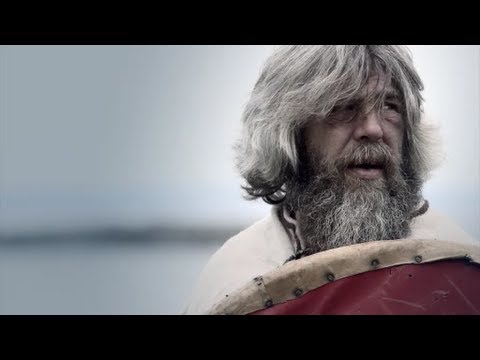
[353,109,384,142]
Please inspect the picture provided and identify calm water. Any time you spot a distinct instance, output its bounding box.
[0,235,226,314]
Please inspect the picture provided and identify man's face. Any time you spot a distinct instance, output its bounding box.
[304,75,404,183]
[287,74,422,254]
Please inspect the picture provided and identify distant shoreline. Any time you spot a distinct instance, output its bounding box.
[0,225,244,246]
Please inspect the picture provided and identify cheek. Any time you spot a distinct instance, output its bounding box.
[304,123,326,156]
[308,130,345,160]
[395,127,404,153]
[304,121,355,160]
[383,120,404,149]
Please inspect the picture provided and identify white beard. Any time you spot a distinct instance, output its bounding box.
[287,143,423,253]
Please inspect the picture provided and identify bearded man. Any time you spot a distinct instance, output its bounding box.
[184,46,479,315]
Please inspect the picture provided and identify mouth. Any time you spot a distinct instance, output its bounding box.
[346,162,385,179]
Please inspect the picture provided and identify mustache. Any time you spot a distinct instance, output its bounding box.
[299,142,403,185]
[334,143,399,173]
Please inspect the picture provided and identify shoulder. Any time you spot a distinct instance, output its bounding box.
[183,207,294,314]
[410,207,478,245]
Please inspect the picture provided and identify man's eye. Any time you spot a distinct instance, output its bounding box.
[328,104,358,123]
[331,103,357,113]
[381,101,402,123]
[344,104,358,111]
[382,102,400,112]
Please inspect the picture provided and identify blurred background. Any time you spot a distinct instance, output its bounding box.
[0,45,479,314]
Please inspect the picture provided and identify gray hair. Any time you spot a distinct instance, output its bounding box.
[235,45,435,204]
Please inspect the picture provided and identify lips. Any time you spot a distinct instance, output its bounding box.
[347,162,385,179]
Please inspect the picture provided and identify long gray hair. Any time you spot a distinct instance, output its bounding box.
[235,45,436,204]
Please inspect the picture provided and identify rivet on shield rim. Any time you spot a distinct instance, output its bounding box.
[371,259,380,268]
[326,273,335,282]
[293,288,303,297]
[414,255,422,263]
[265,300,273,308]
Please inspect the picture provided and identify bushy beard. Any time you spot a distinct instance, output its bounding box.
[285,143,423,253]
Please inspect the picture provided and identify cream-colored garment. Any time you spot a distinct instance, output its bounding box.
[183,206,478,315]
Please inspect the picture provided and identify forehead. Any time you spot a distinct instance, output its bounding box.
[360,74,399,98]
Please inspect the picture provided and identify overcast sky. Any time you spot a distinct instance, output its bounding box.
[0,45,479,238]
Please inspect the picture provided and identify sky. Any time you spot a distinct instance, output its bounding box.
[0,45,479,238]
